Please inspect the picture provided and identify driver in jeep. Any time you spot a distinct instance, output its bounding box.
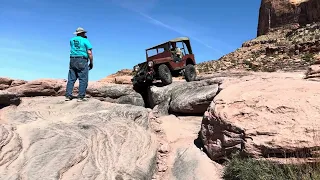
[170,42,183,62]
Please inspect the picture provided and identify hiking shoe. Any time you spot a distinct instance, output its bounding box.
[65,96,72,101]
[77,97,88,102]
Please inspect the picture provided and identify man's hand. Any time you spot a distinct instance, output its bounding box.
[87,49,93,70]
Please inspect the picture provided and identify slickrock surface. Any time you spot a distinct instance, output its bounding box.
[0,97,157,180]
[150,114,223,180]
[200,71,320,162]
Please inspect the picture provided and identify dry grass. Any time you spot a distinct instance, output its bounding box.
[223,127,320,180]
[223,153,320,180]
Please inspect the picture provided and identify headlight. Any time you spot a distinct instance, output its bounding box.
[148,61,153,67]
[134,65,139,72]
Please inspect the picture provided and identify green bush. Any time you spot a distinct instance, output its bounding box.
[223,153,320,180]
[262,66,277,72]
[302,53,314,62]
[243,60,259,71]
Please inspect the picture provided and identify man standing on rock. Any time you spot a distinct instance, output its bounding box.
[65,27,93,102]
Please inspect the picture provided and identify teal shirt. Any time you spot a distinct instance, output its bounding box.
[70,36,92,58]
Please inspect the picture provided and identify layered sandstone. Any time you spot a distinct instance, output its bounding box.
[0,76,225,180]
[257,0,320,36]
[200,71,320,163]
[196,0,320,74]
[196,22,320,73]
[99,69,133,84]
[0,97,158,179]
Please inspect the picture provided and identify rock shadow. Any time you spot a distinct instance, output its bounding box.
[193,131,228,165]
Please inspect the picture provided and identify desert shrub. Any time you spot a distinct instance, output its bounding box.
[302,53,315,63]
[243,60,253,69]
[231,59,237,66]
[243,60,259,71]
[223,153,320,180]
[262,66,277,72]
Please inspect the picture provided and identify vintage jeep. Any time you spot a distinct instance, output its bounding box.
[131,37,197,87]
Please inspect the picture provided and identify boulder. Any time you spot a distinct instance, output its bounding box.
[87,83,144,107]
[148,79,222,115]
[0,97,157,179]
[0,77,14,90]
[6,79,66,97]
[10,79,27,87]
[305,64,320,78]
[170,145,224,180]
[0,78,29,90]
[0,90,21,107]
[200,75,320,161]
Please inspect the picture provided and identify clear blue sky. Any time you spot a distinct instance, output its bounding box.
[0,0,261,81]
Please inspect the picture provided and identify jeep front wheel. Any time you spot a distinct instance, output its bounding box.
[158,64,172,85]
[184,64,197,82]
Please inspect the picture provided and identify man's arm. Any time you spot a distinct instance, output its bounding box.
[84,39,93,65]
[87,49,93,64]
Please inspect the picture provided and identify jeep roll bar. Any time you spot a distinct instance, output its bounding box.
[145,37,193,55]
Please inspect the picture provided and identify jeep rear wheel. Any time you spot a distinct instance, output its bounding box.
[184,64,197,82]
[158,64,172,85]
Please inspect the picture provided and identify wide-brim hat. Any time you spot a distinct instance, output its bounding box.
[73,27,87,35]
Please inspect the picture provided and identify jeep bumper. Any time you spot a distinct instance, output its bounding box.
[131,71,154,85]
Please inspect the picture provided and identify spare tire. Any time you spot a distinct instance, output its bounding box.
[158,64,172,85]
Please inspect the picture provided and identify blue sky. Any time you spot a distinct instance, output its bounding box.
[0,0,261,81]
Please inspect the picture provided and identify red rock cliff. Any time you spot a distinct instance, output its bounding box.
[257,0,320,36]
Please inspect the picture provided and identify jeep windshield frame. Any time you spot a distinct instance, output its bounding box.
[145,37,193,59]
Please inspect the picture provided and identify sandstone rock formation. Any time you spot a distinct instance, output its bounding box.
[0,74,228,180]
[258,0,320,36]
[147,79,222,115]
[196,22,320,73]
[0,77,27,90]
[0,90,21,107]
[304,54,320,78]
[0,78,145,107]
[151,115,223,180]
[99,69,133,84]
[87,83,145,107]
[0,97,157,180]
[196,0,320,75]
[6,79,67,97]
[200,72,320,162]
[2,69,320,179]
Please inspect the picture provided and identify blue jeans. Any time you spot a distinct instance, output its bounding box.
[65,57,89,98]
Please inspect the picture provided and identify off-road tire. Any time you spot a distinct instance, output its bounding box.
[132,81,142,92]
[158,64,172,85]
[184,64,197,82]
